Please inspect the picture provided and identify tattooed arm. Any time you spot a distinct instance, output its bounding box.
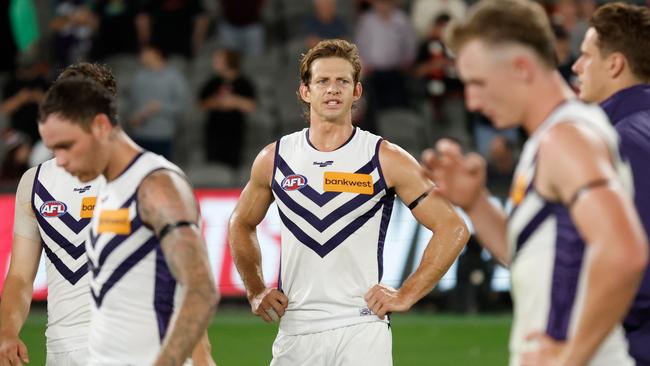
[137,170,219,366]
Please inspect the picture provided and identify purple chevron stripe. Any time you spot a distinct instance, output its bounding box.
[154,245,176,341]
[93,217,144,276]
[36,213,86,259]
[515,204,553,253]
[377,190,395,281]
[272,179,384,232]
[277,200,384,258]
[275,156,375,207]
[33,181,91,234]
[91,237,158,307]
[42,242,89,285]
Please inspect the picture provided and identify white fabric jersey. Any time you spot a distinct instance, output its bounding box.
[272,127,395,335]
[86,152,190,365]
[507,100,634,366]
[28,159,104,354]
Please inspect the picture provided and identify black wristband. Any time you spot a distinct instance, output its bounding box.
[158,221,198,240]
[408,188,433,210]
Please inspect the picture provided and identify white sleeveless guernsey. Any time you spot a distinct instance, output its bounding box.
[507,100,634,366]
[272,127,396,335]
[87,152,191,365]
[32,159,103,353]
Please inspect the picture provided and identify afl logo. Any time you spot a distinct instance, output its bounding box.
[40,201,68,218]
[281,174,308,191]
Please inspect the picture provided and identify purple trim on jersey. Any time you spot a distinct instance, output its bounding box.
[277,199,385,258]
[91,236,158,307]
[545,204,585,340]
[514,204,553,254]
[275,156,374,206]
[372,139,388,190]
[30,164,41,217]
[33,180,91,234]
[154,245,176,341]
[306,127,357,152]
[111,151,144,181]
[601,84,650,364]
[42,241,88,285]
[272,179,384,232]
[377,189,395,281]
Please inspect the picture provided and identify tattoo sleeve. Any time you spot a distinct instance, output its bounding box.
[138,171,218,366]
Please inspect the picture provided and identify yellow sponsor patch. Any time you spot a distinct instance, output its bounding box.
[98,209,131,235]
[323,172,374,195]
[80,197,97,219]
[510,174,528,206]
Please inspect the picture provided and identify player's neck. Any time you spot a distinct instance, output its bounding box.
[307,119,355,152]
[103,130,144,182]
[521,71,575,135]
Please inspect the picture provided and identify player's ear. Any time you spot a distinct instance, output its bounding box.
[607,52,626,79]
[90,114,112,139]
[299,83,310,103]
[353,82,362,101]
[512,56,534,83]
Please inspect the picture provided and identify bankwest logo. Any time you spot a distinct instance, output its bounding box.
[323,172,373,195]
[98,208,131,235]
[281,174,308,191]
[80,197,97,219]
[40,201,67,218]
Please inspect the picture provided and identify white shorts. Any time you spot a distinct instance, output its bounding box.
[271,321,392,366]
[46,348,89,366]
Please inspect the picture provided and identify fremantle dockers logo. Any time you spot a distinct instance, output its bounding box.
[40,201,68,217]
[281,174,308,191]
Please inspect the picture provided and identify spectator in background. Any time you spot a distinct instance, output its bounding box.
[90,0,142,62]
[304,0,348,49]
[552,23,577,87]
[1,53,49,145]
[199,49,256,169]
[414,13,469,148]
[355,0,416,123]
[218,0,266,57]
[0,131,30,188]
[126,45,190,159]
[411,0,467,41]
[49,0,96,67]
[486,136,516,202]
[137,0,209,60]
[0,3,18,81]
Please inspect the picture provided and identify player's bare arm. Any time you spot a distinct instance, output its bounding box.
[137,171,219,366]
[421,139,510,265]
[190,332,216,366]
[229,143,289,323]
[364,141,470,319]
[0,168,41,366]
[525,121,648,366]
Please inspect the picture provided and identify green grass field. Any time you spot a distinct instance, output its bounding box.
[21,309,511,365]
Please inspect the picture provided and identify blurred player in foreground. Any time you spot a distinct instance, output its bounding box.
[229,39,469,365]
[36,69,218,365]
[571,3,650,364]
[421,0,648,365]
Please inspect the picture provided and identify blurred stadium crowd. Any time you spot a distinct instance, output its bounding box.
[0,0,646,193]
